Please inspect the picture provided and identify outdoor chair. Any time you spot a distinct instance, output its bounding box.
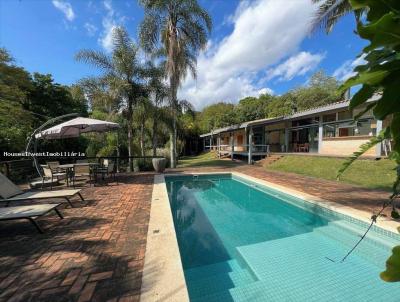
[94,160,116,183]
[41,164,67,189]
[299,143,309,152]
[0,203,63,233]
[0,172,84,207]
[72,164,92,188]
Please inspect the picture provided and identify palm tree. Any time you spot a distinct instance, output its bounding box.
[311,0,364,33]
[139,0,212,168]
[76,27,142,171]
[144,61,169,156]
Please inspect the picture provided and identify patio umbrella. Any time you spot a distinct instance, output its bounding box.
[35,117,120,140]
[27,116,121,176]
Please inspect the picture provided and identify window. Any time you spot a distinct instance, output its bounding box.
[291,117,319,127]
[338,110,352,120]
[323,119,376,138]
[323,113,336,123]
[323,124,336,137]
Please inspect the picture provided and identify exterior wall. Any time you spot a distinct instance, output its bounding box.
[320,137,376,156]
[233,129,246,152]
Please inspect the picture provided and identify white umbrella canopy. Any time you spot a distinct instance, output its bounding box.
[35,117,120,140]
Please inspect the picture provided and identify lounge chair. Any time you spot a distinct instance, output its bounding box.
[0,203,63,233]
[0,172,85,207]
[72,164,92,187]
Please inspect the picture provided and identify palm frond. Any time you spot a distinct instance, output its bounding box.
[311,0,354,33]
[75,50,113,71]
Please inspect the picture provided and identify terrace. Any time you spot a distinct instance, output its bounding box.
[0,164,395,301]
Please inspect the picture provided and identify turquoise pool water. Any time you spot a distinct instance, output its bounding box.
[166,174,400,302]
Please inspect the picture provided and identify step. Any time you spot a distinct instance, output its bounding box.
[191,268,400,302]
[313,220,397,267]
[184,259,243,281]
[186,266,255,298]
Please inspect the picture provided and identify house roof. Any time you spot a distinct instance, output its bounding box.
[199,95,379,138]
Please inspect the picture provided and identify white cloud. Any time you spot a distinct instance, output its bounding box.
[84,22,98,36]
[266,51,325,81]
[52,0,75,21]
[98,0,129,52]
[99,0,117,52]
[258,87,274,95]
[178,0,319,109]
[333,55,366,81]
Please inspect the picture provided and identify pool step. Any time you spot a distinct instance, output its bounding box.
[313,220,396,267]
[184,259,242,281]
[325,220,398,250]
[186,266,255,298]
[207,231,399,302]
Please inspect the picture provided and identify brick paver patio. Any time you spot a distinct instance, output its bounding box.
[0,173,153,302]
[0,164,394,302]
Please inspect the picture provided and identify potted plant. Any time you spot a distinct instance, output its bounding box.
[152,157,167,173]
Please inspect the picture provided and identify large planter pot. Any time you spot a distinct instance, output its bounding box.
[152,158,167,173]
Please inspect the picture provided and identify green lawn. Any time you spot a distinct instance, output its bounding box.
[178,152,241,168]
[267,155,396,190]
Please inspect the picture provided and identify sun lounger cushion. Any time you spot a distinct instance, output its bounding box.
[3,189,81,201]
[0,204,60,220]
[0,172,23,199]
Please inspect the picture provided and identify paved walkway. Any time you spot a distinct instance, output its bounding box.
[0,173,153,302]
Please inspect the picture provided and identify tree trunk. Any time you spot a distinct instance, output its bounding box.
[140,120,145,157]
[168,24,179,168]
[127,100,133,172]
[170,115,177,168]
[152,118,158,157]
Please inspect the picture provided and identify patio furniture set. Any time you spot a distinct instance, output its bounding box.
[292,143,310,152]
[40,159,116,189]
[0,159,116,234]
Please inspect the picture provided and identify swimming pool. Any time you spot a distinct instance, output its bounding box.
[166,173,400,302]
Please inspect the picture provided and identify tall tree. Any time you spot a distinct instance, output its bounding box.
[76,27,142,171]
[139,0,212,168]
[144,61,169,156]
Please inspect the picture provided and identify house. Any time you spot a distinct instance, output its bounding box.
[199,96,392,164]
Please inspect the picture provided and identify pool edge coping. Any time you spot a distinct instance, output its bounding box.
[140,174,190,302]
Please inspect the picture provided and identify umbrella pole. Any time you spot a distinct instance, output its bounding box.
[116,132,120,173]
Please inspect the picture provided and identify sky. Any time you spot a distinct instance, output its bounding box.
[0,0,367,110]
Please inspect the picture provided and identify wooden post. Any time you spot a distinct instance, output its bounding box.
[248,127,253,165]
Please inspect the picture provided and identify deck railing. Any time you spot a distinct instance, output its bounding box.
[204,144,270,154]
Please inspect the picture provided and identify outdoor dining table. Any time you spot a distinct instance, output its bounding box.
[58,163,100,186]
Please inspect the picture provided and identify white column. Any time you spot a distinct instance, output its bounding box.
[318,115,323,154]
[231,133,234,160]
[376,119,383,157]
[248,127,253,165]
[284,128,289,153]
[217,134,221,158]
